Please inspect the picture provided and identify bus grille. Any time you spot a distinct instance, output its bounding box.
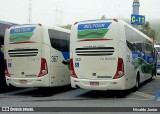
[8,49,38,57]
[75,47,114,56]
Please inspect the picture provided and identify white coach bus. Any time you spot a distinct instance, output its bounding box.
[4,24,70,87]
[70,19,156,90]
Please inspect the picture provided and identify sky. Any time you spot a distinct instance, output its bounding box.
[0,0,159,26]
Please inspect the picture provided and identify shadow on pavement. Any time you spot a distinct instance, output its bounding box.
[79,90,131,99]
[0,86,23,94]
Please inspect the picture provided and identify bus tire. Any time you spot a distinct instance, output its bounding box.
[153,68,157,77]
[151,69,154,79]
[150,69,155,80]
[133,73,140,91]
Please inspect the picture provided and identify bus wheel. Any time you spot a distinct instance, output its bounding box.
[135,77,139,89]
[151,70,154,79]
[150,69,155,80]
[133,74,140,91]
[153,68,156,77]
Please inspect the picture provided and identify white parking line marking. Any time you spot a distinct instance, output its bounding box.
[133,91,160,101]
[126,98,152,101]
[69,89,91,98]
[2,88,37,96]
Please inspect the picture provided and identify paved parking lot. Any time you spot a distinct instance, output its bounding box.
[0,76,160,114]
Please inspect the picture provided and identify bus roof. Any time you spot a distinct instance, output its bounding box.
[77,19,118,23]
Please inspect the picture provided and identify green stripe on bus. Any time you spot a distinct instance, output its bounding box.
[10,33,33,42]
[133,57,153,74]
[78,29,109,39]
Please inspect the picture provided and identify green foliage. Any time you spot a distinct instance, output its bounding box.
[140,21,157,40]
[150,29,157,39]
[101,15,106,20]
[60,24,72,30]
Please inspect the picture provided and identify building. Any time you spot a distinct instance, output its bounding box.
[0,20,18,46]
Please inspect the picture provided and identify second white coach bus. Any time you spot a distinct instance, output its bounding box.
[70,19,156,90]
[4,24,70,87]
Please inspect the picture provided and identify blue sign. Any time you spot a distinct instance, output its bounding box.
[8,63,12,67]
[75,62,79,67]
[10,26,36,34]
[78,22,111,30]
[131,14,145,25]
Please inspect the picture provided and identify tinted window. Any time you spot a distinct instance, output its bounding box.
[146,44,153,52]
[135,42,142,52]
[48,29,70,52]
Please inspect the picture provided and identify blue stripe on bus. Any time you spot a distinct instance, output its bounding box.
[132,52,154,64]
[62,52,69,60]
[10,26,36,34]
[78,22,111,30]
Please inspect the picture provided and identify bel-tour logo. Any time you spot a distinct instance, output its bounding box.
[78,22,111,30]
[10,27,36,34]
[84,23,105,29]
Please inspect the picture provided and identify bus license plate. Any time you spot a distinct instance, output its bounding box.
[90,82,99,86]
[19,80,27,84]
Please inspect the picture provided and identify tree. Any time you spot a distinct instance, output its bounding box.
[101,15,106,20]
[140,21,157,41]
[60,24,72,30]
[141,22,151,36]
[149,29,157,39]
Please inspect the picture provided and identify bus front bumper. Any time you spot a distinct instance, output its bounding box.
[71,76,126,91]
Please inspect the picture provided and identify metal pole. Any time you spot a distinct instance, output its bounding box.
[132,0,140,29]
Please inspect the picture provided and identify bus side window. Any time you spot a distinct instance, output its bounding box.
[135,42,142,52]
[65,33,70,52]
[141,43,145,53]
[133,43,137,52]
[145,43,153,55]
[48,29,69,52]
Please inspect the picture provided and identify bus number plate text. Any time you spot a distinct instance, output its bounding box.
[19,80,27,84]
[90,82,99,86]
